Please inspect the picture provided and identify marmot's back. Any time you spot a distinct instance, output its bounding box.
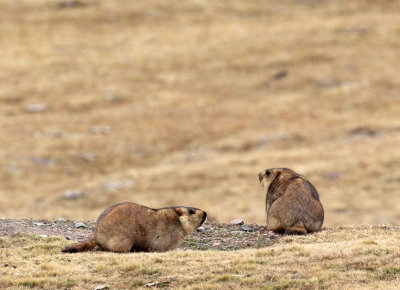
[259,168,324,234]
[62,202,207,253]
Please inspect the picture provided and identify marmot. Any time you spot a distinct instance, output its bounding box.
[259,168,324,234]
[62,202,207,253]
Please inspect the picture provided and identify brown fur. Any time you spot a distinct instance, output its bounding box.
[259,168,324,235]
[62,202,207,253]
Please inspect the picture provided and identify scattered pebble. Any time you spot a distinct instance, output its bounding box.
[106,180,134,192]
[239,225,254,232]
[322,172,341,180]
[75,222,87,229]
[347,126,381,137]
[197,226,206,232]
[40,235,48,238]
[1,217,6,220]
[57,0,85,9]
[25,103,49,113]
[90,126,111,135]
[231,231,244,235]
[33,222,44,226]
[29,156,53,166]
[212,242,221,246]
[229,219,244,225]
[272,70,288,80]
[58,217,66,222]
[146,281,170,288]
[105,94,120,102]
[76,152,95,162]
[94,286,109,290]
[62,190,84,200]
[268,231,279,239]
[33,130,63,139]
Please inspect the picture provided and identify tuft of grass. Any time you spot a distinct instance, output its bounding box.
[378,267,400,280]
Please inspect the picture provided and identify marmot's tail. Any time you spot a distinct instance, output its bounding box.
[285,222,307,235]
[62,236,97,253]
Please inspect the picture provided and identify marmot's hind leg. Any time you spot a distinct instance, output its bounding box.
[267,216,285,233]
[285,222,307,235]
[105,236,134,253]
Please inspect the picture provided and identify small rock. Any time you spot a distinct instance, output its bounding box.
[106,180,134,192]
[40,235,48,238]
[90,126,111,135]
[49,130,63,138]
[15,272,20,276]
[239,225,254,232]
[33,222,44,226]
[105,93,120,102]
[231,231,244,235]
[229,219,244,225]
[25,103,49,113]
[57,0,85,9]
[196,226,212,233]
[272,70,288,80]
[75,222,87,229]
[29,156,53,166]
[146,281,170,288]
[58,217,66,222]
[212,242,221,247]
[347,126,380,137]
[94,286,109,290]
[1,217,6,220]
[322,172,340,180]
[76,152,95,162]
[33,130,64,139]
[268,231,279,239]
[62,190,84,200]
[197,226,205,231]
[4,264,8,267]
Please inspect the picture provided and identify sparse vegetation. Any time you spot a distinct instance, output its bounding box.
[1,225,400,288]
[1,0,400,288]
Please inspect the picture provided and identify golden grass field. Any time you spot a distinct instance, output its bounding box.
[0,0,400,288]
[1,225,400,289]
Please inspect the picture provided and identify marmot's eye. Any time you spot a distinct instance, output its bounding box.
[266,170,270,177]
[189,209,195,215]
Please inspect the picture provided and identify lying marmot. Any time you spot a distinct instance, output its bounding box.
[259,168,324,234]
[62,202,207,253]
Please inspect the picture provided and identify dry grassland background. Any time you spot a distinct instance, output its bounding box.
[0,0,400,227]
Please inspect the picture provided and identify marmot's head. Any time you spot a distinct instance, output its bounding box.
[174,207,207,234]
[258,168,298,190]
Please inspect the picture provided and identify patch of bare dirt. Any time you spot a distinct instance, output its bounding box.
[0,219,278,250]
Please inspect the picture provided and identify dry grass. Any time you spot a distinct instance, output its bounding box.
[0,1,400,287]
[1,226,400,289]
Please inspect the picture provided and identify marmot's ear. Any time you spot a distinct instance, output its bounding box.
[175,208,185,216]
